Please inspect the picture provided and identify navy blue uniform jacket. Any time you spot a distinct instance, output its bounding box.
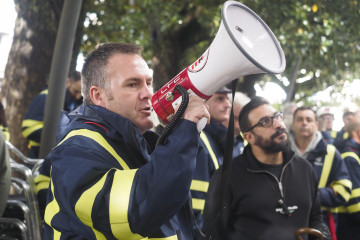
[43,103,200,239]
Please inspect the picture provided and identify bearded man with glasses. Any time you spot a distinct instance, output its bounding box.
[211,96,330,240]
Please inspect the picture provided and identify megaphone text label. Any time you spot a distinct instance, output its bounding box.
[188,49,209,73]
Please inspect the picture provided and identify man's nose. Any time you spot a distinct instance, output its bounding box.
[273,117,283,128]
[225,99,231,109]
[140,83,153,99]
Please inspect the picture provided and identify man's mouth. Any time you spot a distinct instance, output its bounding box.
[140,106,151,113]
[272,129,287,140]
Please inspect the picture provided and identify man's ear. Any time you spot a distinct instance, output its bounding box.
[65,77,71,88]
[89,86,106,107]
[243,132,255,145]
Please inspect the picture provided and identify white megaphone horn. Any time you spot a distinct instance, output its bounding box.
[151,1,286,131]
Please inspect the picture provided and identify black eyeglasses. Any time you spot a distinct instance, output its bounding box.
[245,112,284,132]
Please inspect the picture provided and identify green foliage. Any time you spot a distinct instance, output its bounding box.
[81,0,360,104]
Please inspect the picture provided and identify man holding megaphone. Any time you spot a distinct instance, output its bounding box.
[42,42,210,240]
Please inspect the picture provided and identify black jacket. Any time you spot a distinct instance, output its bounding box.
[215,146,325,240]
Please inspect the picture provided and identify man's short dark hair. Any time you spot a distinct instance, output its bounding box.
[294,106,317,120]
[81,42,143,104]
[343,111,354,119]
[239,96,269,133]
[68,71,81,83]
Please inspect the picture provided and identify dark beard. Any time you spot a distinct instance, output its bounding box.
[254,128,290,154]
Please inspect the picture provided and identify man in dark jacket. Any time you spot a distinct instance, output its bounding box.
[43,43,210,239]
[213,96,329,240]
[290,106,351,237]
[337,110,360,240]
[21,71,82,158]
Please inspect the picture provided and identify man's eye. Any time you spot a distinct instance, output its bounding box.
[261,117,271,126]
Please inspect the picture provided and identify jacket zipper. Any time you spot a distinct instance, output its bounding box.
[247,154,295,199]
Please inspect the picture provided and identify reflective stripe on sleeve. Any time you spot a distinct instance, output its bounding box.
[341,152,360,165]
[351,188,360,199]
[190,180,209,193]
[21,119,43,138]
[192,198,206,211]
[34,174,51,194]
[75,171,109,240]
[332,179,352,202]
[190,180,209,212]
[44,169,61,240]
[200,132,219,170]
[109,169,144,239]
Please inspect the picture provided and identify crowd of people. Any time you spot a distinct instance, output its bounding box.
[0,42,359,240]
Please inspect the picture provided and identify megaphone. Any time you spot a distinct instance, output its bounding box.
[151,1,286,128]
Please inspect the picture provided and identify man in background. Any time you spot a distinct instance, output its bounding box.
[334,111,354,151]
[337,110,360,240]
[212,96,330,239]
[317,106,336,144]
[21,71,82,157]
[233,91,250,155]
[290,106,351,238]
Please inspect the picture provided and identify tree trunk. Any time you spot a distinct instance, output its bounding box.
[1,0,87,156]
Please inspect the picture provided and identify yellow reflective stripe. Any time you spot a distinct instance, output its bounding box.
[29,140,40,147]
[149,235,177,240]
[347,202,360,213]
[341,152,360,165]
[327,206,347,213]
[22,120,43,138]
[332,181,352,202]
[190,180,209,193]
[343,132,349,140]
[75,171,109,240]
[318,145,335,188]
[58,129,130,170]
[40,89,48,95]
[34,174,51,194]
[331,130,337,139]
[200,132,219,170]
[351,188,360,199]
[330,203,360,214]
[109,169,143,239]
[44,170,61,239]
[192,198,205,211]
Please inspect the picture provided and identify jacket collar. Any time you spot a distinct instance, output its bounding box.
[243,145,295,171]
[343,138,360,155]
[59,103,153,159]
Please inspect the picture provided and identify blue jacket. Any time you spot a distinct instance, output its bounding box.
[306,140,352,208]
[22,88,81,158]
[190,119,243,229]
[337,138,360,240]
[334,128,349,152]
[43,103,200,239]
